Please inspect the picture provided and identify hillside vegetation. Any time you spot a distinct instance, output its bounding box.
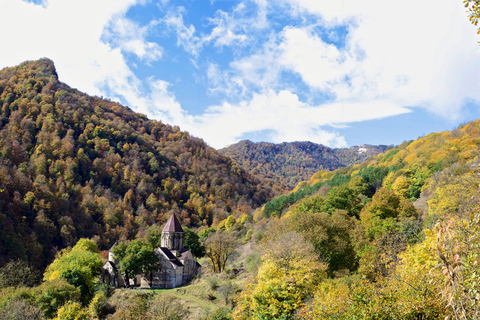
[231,119,480,319]
[0,59,275,269]
[220,140,388,188]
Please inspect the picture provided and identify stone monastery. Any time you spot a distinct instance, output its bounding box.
[102,213,201,289]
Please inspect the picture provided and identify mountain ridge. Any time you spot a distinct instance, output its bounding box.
[219,140,390,188]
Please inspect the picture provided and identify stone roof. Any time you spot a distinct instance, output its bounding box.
[178,249,190,260]
[162,213,183,233]
[158,247,183,267]
[109,241,118,252]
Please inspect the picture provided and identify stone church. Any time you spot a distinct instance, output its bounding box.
[101,213,201,289]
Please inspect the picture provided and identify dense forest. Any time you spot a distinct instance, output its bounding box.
[0,59,276,269]
[220,140,388,187]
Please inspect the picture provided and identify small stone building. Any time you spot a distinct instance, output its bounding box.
[100,242,126,288]
[102,214,201,289]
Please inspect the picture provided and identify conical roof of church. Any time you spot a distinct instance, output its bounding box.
[162,213,183,233]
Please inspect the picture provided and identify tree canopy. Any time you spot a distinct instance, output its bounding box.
[112,239,158,285]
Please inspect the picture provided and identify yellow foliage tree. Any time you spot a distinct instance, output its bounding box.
[392,175,410,198]
[54,301,89,320]
[427,171,479,216]
[233,231,326,320]
[298,228,447,319]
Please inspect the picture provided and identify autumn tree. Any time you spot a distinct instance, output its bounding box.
[435,207,480,319]
[43,238,102,304]
[464,0,480,34]
[0,259,41,288]
[234,230,327,320]
[359,187,417,241]
[0,298,44,320]
[204,230,237,273]
[286,197,357,275]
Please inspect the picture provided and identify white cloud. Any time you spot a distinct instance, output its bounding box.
[145,78,195,127]
[279,27,351,91]
[164,0,269,57]
[0,0,153,101]
[163,12,203,57]
[203,0,268,48]
[278,0,480,118]
[182,90,411,149]
[103,17,163,62]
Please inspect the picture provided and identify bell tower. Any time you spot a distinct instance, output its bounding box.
[161,213,184,252]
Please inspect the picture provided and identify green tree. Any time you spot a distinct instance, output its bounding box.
[183,227,205,258]
[112,239,158,287]
[34,278,81,319]
[146,224,163,249]
[61,269,91,305]
[43,238,102,303]
[360,188,417,241]
[323,185,363,218]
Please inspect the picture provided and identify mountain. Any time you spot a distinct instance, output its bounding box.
[219,140,389,188]
[260,120,480,220]
[0,59,275,268]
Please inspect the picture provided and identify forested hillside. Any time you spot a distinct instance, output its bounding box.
[232,119,480,319]
[219,140,389,187]
[0,59,275,269]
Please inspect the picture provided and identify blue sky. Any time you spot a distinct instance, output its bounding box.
[1,0,480,149]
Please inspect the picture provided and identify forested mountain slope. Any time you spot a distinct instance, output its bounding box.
[260,121,480,219]
[0,59,275,269]
[219,140,389,187]
[233,119,480,319]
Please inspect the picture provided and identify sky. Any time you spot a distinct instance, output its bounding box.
[1,0,480,149]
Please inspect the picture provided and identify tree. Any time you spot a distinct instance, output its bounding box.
[61,270,91,305]
[204,231,237,273]
[183,227,205,258]
[146,224,163,249]
[287,208,357,276]
[464,0,480,34]
[147,295,188,320]
[225,215,236,230]
[53,301,89,320]
[0,259,41,288]
[434,207,480,319]
[234,231,327,320]
[0,298,44,320]
[34,278,81,319]
[112,239,158,287]
[323,186,363,218]
[43,239,102,304]
[360,188,417,241]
